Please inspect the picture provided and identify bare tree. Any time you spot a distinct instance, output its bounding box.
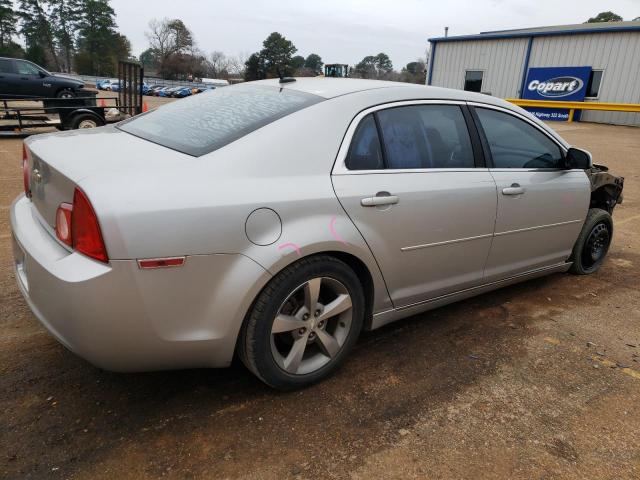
[226,52,248,76]
[145,18,172,60]
[208,50,228,77]
[145,18,194,77]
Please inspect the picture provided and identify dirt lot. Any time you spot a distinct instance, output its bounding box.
[1,119,639,479]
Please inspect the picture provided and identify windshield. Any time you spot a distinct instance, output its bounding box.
[118,84,324,156]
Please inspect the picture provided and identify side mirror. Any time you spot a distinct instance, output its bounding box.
[38,71,47,78]
[565,147,593,170]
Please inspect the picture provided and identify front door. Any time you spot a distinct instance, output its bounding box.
[472,106,591,282]
[332,103,497,308]
[14,60,51,98]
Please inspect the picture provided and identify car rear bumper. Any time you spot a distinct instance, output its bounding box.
[10,194,271,372]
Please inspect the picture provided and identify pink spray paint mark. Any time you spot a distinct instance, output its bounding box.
[330,216,348,246]
[278,242,302,257]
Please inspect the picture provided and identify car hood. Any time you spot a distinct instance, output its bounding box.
[51,73,83,84]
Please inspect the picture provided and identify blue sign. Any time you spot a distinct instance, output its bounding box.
[522,66,592,121]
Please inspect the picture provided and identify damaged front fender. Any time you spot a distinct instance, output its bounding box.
[587,164,624,214]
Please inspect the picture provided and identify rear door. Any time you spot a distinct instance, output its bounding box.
[0,58,20,97]
[471,105,590,282]
[332,102,497,308]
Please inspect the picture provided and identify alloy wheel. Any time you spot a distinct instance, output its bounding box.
[270,277,353,375]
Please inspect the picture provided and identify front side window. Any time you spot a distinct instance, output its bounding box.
[15,60,41,76]
[345,114,383,170]
[119,84,323,156]
[464,71,483,93]
[475,108,563,169]
[376,105,475,169]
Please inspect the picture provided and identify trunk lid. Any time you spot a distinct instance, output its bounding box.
[24,125,191,228]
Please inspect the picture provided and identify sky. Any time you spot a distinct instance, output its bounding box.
[109,0,640,69]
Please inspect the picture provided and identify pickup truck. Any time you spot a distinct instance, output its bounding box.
[0,57,87,99]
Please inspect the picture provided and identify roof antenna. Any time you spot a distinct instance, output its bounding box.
[277,66,296,84]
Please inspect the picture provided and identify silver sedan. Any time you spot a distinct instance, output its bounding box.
[11,78,624,389]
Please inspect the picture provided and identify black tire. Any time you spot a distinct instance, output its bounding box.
[569,208,613,275]
[70,113,105,130]
[57,89,76,99]
[238,255,365,390]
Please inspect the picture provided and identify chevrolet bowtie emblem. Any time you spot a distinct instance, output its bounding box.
[31,168,42,184]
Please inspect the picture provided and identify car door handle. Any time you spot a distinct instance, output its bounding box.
[361,194,399,207]
[502,183,525,196]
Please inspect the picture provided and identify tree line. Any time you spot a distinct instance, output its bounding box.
[140,18,247,80]
[243,31,427,84]
[1,4,637,82]
[0,0,131,76]
[586,11,639,23]
[141,24,426,84]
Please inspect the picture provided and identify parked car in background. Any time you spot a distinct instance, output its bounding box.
[0,57,87,99]
[142,83,154,95]
[147,85,165,96]
[172,86,193,98]
[158,86,180,97]
[193,86,215,94]
[12,78,624,389]
[96,79,118,90]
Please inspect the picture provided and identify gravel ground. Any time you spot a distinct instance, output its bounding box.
[0,119,639,480]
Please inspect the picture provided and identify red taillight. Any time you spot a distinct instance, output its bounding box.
[22,143,30,197]
[55,203,73,246]
[71,188,108,263]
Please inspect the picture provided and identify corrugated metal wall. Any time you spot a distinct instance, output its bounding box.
[430,31,640,126]
[528,32,640,126]
[431,38,528,98]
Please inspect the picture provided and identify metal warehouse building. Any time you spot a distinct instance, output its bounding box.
[427,21,640,126]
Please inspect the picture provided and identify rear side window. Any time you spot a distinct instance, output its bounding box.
[376,105,475,169]
[475,108,563,168]
[119,84,324,156]
[345,114,383,170]
[0,59,14,74]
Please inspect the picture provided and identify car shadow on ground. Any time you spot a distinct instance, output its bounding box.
[2,272,571,478]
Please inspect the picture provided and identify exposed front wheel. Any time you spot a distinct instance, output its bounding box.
[569,208,613,275]
[239,255,364,390]
[57,89,76,98]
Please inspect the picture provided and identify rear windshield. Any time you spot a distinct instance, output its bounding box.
[118,84,323,156]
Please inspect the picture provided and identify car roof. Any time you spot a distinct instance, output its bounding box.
[252,77,504,103]
[253,77,413,99]
[250,77,567,147]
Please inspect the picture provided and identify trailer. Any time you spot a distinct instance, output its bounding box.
[0,60,144,138]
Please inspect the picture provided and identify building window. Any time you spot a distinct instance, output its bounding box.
[586,70,603,98]
[464,71,483,92]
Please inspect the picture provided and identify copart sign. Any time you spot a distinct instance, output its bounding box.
[522,66,592,121]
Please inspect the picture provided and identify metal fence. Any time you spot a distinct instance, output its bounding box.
[54,73,222,89]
